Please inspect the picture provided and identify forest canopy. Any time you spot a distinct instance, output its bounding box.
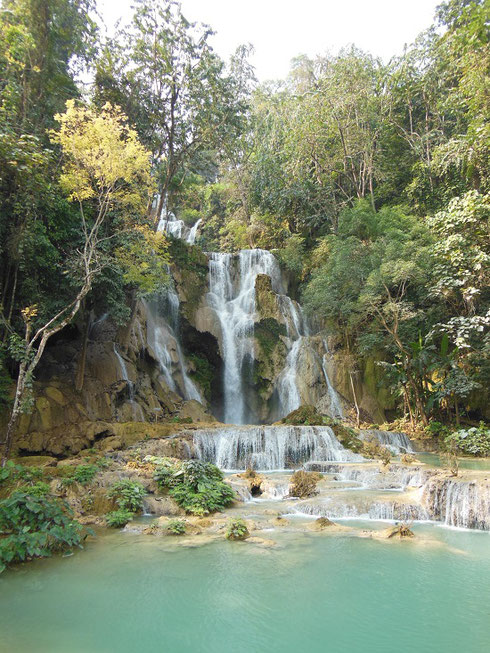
[0,0,488,438]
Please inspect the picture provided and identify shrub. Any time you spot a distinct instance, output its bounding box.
[444,423,490,456]
[361,440,391,465]
[0,490,84,573]
[424,421,451,439]
[106,509,134,528]
[167,519,186,535]
[17,481,50,497]
[386,523,414,538]
[0,462,44,487]
[226,518,249,541]
[281,405,324,426]
[401,454,417,465]
[0,461,19,485]
[60,462,106,487]
[289,470,321,498]
[154,460,235,516]
[73,464,99,485]
[107,479,147,512]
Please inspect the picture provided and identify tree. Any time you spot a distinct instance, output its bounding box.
[0,0,98,343]
[1,101,152,464]
[95,0,246,223]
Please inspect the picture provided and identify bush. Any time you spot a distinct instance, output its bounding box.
[401,454,417,465]
[167,519,186,535]
[424,421,451,439]
[106,509,134,528]
[0,490,84,573]
[73,464,99,485]
[17,481,50,497]
[281,405,327,426]
[0,461,43,486]
[361,440,391,465]
[226,518,249,541]
[445,423,490,456]
[154,460,235,516]
[60,461,107,487]
[289,470,321,498]
[107,479,147,512]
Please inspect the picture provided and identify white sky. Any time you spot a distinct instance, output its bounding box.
[98,0,442,81]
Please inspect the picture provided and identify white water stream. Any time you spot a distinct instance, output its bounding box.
[193,425,364,471]
[113,345,145,421]
[144,293,201,402]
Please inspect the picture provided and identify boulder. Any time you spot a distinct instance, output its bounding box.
[143,496,184,517]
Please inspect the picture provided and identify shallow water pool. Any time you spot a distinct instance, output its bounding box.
[0,523,489,653]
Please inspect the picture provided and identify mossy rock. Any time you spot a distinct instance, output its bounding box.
[327,420,364,454]
[281,406,364,454]
[312,517,335,530]
[385,524,414,539]
[255,318,287,361]
[255,274,281,321]
[169,238,209,322]
[281,405,324,426]
[187,353,213,401]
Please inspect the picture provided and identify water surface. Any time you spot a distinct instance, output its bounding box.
[0,524,489,653]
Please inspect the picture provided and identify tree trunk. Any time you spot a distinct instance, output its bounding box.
[405,369,428,427]
[1,362,27,465]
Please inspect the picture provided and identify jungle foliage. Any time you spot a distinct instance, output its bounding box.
[0,0,488,445]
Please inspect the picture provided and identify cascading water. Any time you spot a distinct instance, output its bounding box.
[113,345,145,421]
[276,338,303,416]
[359,430,415,454]
[206,249,287,424]
[295,497,430,522]
[156,206,202,245]
[186,218,202,244]
[321,339,344,419]
[421,477,490,530]
[157,211,187,240]
[334,464,427,490]
[192,425,364,471]
[275,291,309,418]
[143,292,201,403]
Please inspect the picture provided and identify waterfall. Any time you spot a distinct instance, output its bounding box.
[156,201,201,245]
[422,477,490,531]
[143,294,201,403]
[321,340,344,419]
[334,465,426,490]
[295,497,430,522]
[193,425,364,471]
[113,345,145,421]
[207,249,284,424]
[276,337,303,416]
[274,287,310,419]
[157,210,188,240]
[359,430,415,454]
[186,218,202,244]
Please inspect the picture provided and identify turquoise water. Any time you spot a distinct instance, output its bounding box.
[415,453,490,471]
[0,524,489,653]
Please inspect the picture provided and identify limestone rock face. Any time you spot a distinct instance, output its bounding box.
[178,400,214,423]
[255,274,283,323]
[295,338,325,406]
[143,496,184,517]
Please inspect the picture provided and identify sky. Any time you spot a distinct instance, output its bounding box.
[98,0,442,81]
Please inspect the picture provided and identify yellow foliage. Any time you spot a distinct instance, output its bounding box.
[21,305,38,323]
[50,100,153,212]
[114,225,170,294]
